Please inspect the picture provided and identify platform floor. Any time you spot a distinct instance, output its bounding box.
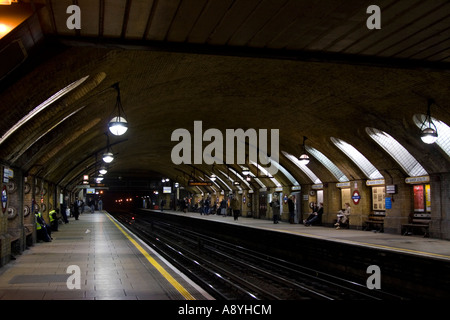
[152,209,450,262]
[0,211,213,300]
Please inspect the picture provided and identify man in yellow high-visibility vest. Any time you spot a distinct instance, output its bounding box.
[35,210,51,242]
[49,208,59,231]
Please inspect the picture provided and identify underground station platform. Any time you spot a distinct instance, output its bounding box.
[136,208,450,300]
[0,211,212,301]
[1,209,449,301]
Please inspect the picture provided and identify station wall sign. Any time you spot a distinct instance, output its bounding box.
[352,190,361,205]
[1,185,7,213]
[386,185,397,194]
[385,197,392,209]
[188,180,212,186]
[336,182,351,188]
[366,179,385,186]
[405,176,430,184]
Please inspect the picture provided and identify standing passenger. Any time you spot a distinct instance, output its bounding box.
[287,195,295,224]
[89,198,95,213]
[61,197,69,224]
[270,194,281,224]
[220,197,227,217]
[231,195,240,221]
[73,197,80,220]
[204,197,210,215]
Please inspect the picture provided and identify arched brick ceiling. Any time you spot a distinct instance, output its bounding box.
[0,0,449,193]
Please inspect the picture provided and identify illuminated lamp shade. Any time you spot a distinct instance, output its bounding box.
[210,174,216,181]
[108,116,128,136]
[102,152,114,163]
[420,127,438,144]
[419,99,438,145]
[99,166,107,175]
[299,136,310,165]
[299,153,310,165]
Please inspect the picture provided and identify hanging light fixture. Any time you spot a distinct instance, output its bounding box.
[99,166,108,175]
[210,165,217,181]
[108,82,128,136]
[233,169,240,186]
[102,132,114,163]
[299,136,310,165]
[102,152,114,163]
[241,167,250,175]
[420,99,438,144]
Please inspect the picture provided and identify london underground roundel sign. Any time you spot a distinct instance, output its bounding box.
[351,190,361,205]
[1,185,7,213]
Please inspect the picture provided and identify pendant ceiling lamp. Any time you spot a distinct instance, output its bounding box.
[299,136,310,165]
[102,132,114,163]
[420,99,438,144]
[108,82,128,136]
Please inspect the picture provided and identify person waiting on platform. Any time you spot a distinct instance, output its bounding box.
[48,208,59,231]
[287,195,295,224]
[73,197,80,220]
[204,197,210,215]
[231,194,240,221]
[335,202,351,229]
[220,197,227,216]
[270,194,281,224]
[35,210,51,242]
[305,202,323,226]
[303,202,318,225]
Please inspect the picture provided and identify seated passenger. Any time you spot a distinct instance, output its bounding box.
[303,202,318,225]
[335,203,351,229]
[35,211,52,242]
[305,202,323,226]
[49,208,59,231]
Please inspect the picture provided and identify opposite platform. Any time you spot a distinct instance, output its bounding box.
[148,209,450,262]
[0,211,213,300]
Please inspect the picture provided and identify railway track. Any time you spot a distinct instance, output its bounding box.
[111,211,405,300]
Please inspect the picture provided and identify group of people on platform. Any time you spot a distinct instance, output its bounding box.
[35,196,104,242]
[302,202,351,229]
[176,195,242,220]
[171,193,351,229]
[35,208,59,242]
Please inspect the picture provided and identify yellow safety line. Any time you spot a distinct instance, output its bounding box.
[105,213,196,300]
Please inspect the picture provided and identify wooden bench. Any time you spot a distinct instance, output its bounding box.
[401,213,431,237]
[363,211,385,232]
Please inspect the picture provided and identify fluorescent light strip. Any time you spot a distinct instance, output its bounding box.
[366,127,427,177]
[0,76,89,146]
[306,145,349,182]
[330,137,383,180]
